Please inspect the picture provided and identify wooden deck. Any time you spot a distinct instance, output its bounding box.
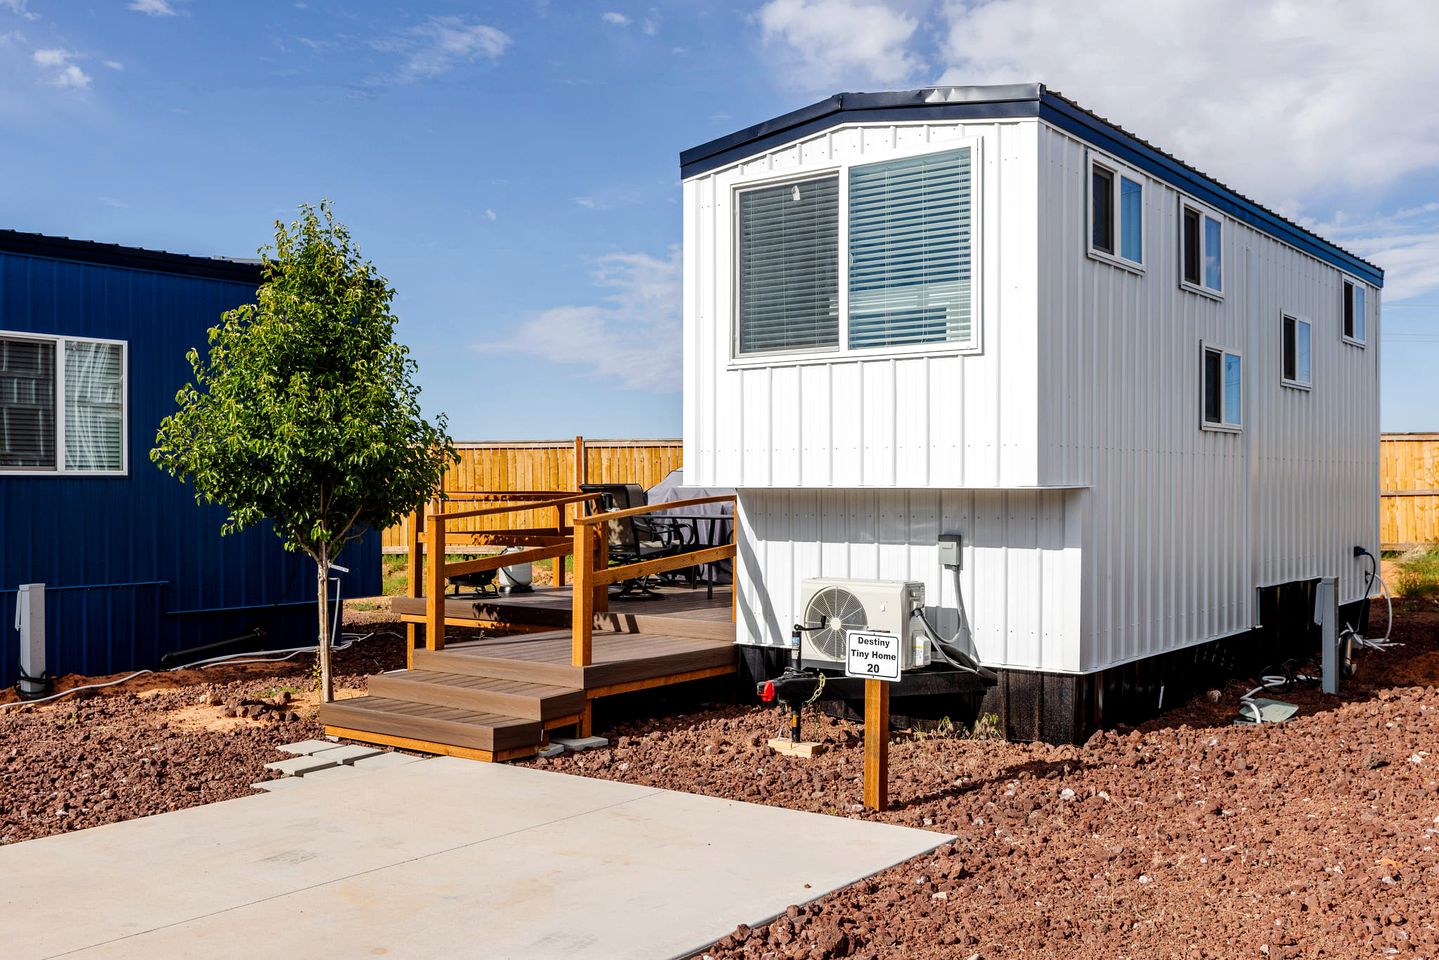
[322,585,737,762]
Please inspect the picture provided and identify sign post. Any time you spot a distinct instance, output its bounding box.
[846,630,901,811]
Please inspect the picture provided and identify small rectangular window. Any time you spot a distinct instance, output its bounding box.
[1088,160,1143,267]
[1202,344,1242,429]
[1343,279,1367,344]
[1181,202,1222,294]
[736,176,840,355]
[1091,166,1114,254]
[0,333,126,474]
[1282,315,1312,388]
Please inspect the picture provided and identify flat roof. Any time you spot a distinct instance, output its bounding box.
[0,228,262,285]
[681,84,1383,288]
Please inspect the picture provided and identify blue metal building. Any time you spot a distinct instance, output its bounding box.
[0,230,380,687]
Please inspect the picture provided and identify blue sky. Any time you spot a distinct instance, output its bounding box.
[3,0,1437,438]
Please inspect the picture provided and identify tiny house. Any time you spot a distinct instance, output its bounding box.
[0,230,379,688]
[680,85,1382,741]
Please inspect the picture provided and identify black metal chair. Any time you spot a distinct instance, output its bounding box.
[580,483,686,599]
[448,566,499,597]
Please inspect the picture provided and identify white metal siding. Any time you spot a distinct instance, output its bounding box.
[1036,124,1380,672]
[737,488,1084,672]
[683,120,1042,490]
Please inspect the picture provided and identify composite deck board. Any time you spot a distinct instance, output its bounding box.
[319,697,541,752]
[367,671,584,721]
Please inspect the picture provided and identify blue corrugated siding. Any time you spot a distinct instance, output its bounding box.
[0,250,381,685]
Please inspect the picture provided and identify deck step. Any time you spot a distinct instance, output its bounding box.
[412,634,583,686]
[367,671,584,721]
[319,696,543,753]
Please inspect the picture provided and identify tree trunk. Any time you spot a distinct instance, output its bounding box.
[316,556,334,703]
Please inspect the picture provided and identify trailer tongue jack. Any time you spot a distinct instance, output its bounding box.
[756,624,829,756]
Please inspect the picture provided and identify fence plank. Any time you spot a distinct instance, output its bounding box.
[1381,434,1439,550]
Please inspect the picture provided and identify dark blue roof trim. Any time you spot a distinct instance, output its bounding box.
[0,229,261,284]
[681,85,1383,288]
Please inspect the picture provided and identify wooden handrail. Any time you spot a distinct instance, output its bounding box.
[573,494,735,525]
[429,492,599,522]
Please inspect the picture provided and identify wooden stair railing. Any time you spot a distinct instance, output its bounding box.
[407,490,601,665]
[571,495,738,668]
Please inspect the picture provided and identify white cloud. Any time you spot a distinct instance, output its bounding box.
[103,59,124,70]
[756,0,924,90]
[601,11,630,26]
[32,47,90,88]
[128,0,177,15]
[374,16,510,84]
[484,208,498,221]
[1,0,38,21]
[480,248,682,392]
[751,0,1439,301]
[934,0,1439,208]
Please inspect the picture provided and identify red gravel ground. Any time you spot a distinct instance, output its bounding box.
[525,599,1439,959]
[4,601,1438,959]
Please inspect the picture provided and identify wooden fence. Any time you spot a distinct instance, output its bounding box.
[1382,433,1439,550]
[382,437,683,553]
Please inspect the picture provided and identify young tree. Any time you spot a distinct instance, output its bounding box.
[152,202,456,702]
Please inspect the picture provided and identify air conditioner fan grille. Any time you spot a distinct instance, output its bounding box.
[802,586,867,660]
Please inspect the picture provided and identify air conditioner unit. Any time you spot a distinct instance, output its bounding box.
[797,577,930,671]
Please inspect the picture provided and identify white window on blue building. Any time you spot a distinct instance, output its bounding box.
[0,332,126,474]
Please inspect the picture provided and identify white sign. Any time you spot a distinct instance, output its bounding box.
[845,630,902,681]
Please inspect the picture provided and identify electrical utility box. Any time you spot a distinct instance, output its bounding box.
[15,583,46,698]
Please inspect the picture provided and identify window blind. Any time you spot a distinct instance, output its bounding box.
[737,176,839,354]
[64,340,124,471]
[0,336,57,469]
[849,148,972,349]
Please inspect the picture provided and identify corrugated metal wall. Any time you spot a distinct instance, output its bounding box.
[737,488,1083,671]
[1036,124,1380,672]
[683,119,1042,490]
[0,250,380,686]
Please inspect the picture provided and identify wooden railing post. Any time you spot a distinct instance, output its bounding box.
[405,506,423,666]
[552,501,566,588]
[594,526,609,615]
[574,435,587,489]
[425,510,446,652]
[572,521,594,667]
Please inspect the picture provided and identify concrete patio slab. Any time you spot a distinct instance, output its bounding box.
[349,751,423,771]
[274,738,338,756]
[307,743,383,764]
[262,754,337,777]
[0,758,949,960]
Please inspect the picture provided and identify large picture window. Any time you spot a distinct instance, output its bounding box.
[733,143,979,359]
[736,176,840,355]
[849,147,973,348]
[0,332,126,474]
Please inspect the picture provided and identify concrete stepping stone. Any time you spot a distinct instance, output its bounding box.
[350,752,423,772]
[309,744,383,765]
[263,755,338,777]
[298,764,368,784]
[251,778,309,792]
[550,735,609,753]
[275,739,339,756]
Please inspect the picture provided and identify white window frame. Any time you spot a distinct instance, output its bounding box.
[1281,313,1313,390]
[1087,153,1145,271]
[1341,276,1367,347]
[0,330,128,477]
[728,134,984,367]
[1179,197,1224,299]
[1200,341,1243,433]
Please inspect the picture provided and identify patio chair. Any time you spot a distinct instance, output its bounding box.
[580,483,686,599]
